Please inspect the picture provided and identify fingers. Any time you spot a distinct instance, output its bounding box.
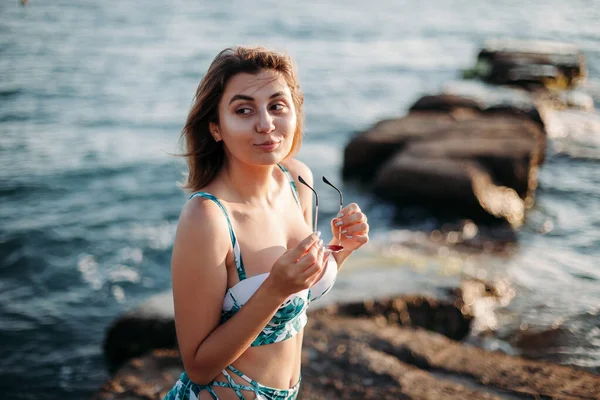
[340,222,369,237]
[336,203,362,218]
[299,246,329,283]
[333,203,369,236]
[296,238,324,270]
[286,231,321,261]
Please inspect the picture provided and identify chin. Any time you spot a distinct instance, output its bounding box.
[253,153,286,166]
[252,146,292,165]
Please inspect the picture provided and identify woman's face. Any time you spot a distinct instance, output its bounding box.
[212,69,297,166]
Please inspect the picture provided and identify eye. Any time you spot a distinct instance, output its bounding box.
[235,107,253,115]
[270,103,286,112]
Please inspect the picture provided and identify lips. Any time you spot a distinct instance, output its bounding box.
[254,140,281,151]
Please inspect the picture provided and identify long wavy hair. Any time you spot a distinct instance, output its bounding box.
[179,46,305,192]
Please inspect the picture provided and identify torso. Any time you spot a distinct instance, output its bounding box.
[202,163,313,389]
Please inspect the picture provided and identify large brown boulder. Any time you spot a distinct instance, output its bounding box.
[439,80,548,128]
[403,117,543,200]
[342,113,457,182]
[374,154,526,226]
[343,91,546,225]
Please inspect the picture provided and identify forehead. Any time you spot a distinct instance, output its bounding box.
[222,70,291,100]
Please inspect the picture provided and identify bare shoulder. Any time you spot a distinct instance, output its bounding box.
[281,158,313,186]
[173,195,231,269]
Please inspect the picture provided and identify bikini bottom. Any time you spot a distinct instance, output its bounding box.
[164,365,301,400]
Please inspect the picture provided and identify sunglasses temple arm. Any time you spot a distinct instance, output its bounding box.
[322,176,343,211]
[298,175,319,233]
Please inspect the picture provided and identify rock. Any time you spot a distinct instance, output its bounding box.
[409,94,484,112]
[441,80,546,128]
[103,292,176,370]
[465,39,586,89]
[313,294,472,341]
[91,349,182,400]
[342,100,545,225]
[301,315,600,399]
[374,153,525,226]
[503,310,600,372]
[533,88,596,112]
[93,299,600,400]
[404,117,543,200]
[342,113,456,182]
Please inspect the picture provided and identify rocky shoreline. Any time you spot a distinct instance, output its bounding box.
[93,292,599,399]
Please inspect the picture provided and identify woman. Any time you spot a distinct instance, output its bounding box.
[164,46,369,400]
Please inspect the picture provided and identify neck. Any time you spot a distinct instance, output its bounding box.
[219,158,281,206]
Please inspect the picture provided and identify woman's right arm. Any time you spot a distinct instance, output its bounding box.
[171,198,324,385]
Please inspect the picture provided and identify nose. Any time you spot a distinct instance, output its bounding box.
[256,108,275,134]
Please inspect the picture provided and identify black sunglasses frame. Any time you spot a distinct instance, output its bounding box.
[298,175,343,235]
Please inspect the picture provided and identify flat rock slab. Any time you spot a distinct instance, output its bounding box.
[466,39,586,89]
[93,306,599,400]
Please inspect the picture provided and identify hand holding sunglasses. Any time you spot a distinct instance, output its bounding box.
[298,175,369,255]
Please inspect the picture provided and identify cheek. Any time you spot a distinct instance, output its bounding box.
[282,114,297,137]
[221,117,253,139]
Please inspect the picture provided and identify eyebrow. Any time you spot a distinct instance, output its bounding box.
[228,91,285,105]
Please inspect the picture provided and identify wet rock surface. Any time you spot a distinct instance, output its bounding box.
[93,295,600,400]
[300,314,600,399]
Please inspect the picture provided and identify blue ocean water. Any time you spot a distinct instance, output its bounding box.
[1,0,599,398]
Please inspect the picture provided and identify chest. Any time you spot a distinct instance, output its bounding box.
[224,200,312,286]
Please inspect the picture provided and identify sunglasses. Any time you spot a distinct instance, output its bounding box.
[298,175,344,253]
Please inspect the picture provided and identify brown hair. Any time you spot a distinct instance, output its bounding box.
[179,46,305,192]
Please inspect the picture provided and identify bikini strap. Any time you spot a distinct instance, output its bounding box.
[188,192,246,281]
[277,163,301,208]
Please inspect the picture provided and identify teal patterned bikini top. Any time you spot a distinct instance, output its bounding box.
[189,163,338,347]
